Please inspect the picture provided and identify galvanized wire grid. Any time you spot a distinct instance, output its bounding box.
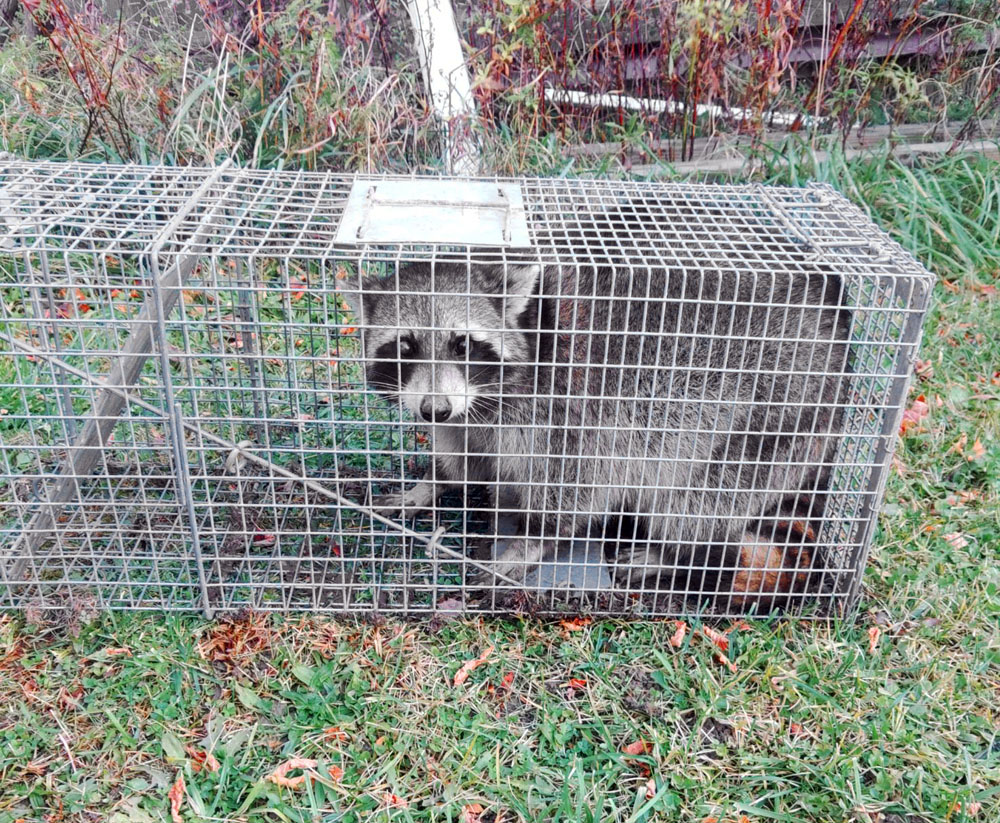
[0,161,933,617]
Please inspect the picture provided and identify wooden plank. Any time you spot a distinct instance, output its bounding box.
[570,120,1000,159]
[628,138,1000,176]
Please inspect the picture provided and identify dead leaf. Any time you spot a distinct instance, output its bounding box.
[943,532,969,549]
[953,801,982,816]
[701,625,730,653]
[267,757,318,788]
[328,764,344,781]
[384,793,408,808]
[622,739,652,756]
[789,722,805,736]
[899,394,929,435]
[168,773,185,823]
[565,677,587,690]
[462,803,485,823]
[967,438,986,461]
[453,647,494,686]
[322,727,350,742]
[559,617,592,633]
[668,621,687,647]
[185,746,220,773]
[644,777,656,799]
[867,626,881,654]
[914,358,934,380]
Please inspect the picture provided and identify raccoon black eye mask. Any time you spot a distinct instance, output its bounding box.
[340,255,850,607]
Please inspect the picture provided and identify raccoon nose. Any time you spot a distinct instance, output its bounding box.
[419,397,453,423]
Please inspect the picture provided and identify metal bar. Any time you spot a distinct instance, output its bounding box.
[5,160,233,581]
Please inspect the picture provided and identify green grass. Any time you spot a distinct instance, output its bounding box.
[1,149,999,822]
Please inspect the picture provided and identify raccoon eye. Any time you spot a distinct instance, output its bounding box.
[453,335,470,358]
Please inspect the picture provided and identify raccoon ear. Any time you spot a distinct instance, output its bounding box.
[500,264,541,322]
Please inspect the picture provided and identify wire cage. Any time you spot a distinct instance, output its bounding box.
[0,161,933,617]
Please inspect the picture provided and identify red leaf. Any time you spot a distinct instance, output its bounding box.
[668,620,687,647]
[899,394,929,435]
[328,764,344,781]
[867,626,881,654]
[384,793,409,808]
[622,739,652,756]
[168,773,185,823]
[644,777,656,799]
[701,625,729,653]
[566,677,587,690]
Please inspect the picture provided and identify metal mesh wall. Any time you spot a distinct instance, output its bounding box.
[0,161,933,616]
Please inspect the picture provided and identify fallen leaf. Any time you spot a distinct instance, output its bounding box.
[953,801,982,815]
[559,616,592,633]
[899,394,930,435]
[645,777,656,799]
[168,773,185,823]
[867,626,881,654]
[499,671,515,690]
[914,358,934,380]
[267,757,318,788]
[622,739,652,756]
[566,677,587,690]
[328,764,344,781]
[967,438,986,461]
[668,621,687,647]
[384,793,408,808]
[323,727,349,742]
[714,650,738,673]
[701,625,729,653]
[462,803,485,823]
[453,647,494,686]
[942,532,969,550]
[185,746,220,773]
[789,722,805,736]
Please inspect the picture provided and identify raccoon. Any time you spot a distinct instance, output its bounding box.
[340,235,851,606]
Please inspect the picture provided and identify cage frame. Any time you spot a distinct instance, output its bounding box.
[0,160,934,618]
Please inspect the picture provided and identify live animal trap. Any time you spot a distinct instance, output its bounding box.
[0,161,933,617]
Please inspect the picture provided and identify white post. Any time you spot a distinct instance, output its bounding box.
[405,0,481,176]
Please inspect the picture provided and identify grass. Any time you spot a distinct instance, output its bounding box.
[1,148,998,821]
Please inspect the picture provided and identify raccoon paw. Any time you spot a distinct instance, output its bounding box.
[468,539,546,587]
[369,481,436,519]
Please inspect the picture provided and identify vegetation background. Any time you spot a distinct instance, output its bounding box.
[0,1,998,821]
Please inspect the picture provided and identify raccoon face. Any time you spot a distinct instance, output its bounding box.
[340,262,541,424]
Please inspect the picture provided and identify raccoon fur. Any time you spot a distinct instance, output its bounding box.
[341,238,851,606]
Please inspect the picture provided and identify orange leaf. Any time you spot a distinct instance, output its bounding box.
[384,793,409,808]
[560,616,593,633]
[267,757,318,788]
[185,746,220,773]
[462,803,485,823]
[668,620,687,647]
[453,646,494,686]
[967,438,986,461]
[953,801,982,816]
[899,394,930,435]
[714,650,738,673]
[566,677,587,690]
[622,739,652,756]
[328,764,344,781]
[789,722,805,736]
[644,777,656,799]
[867,626,881,654]
[701,625,729,652]
[323,727,349,741]
[168,773,185,823]
[499,671,515,690]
